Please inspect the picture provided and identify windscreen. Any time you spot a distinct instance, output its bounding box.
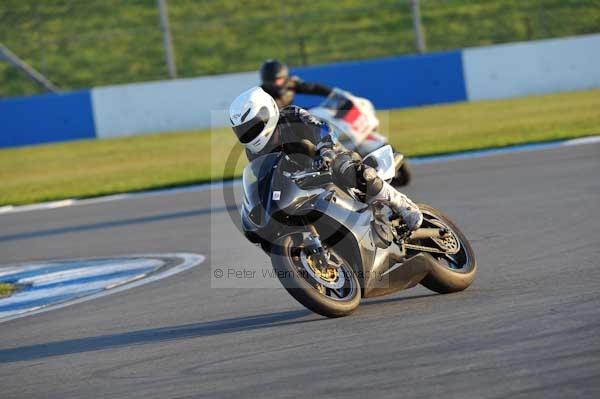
[321,91,353,114]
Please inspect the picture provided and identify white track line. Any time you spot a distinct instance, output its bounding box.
[0,253,205,323]
[1,136,598,215]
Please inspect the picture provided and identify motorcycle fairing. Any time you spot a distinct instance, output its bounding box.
[301,192,436,298]
[241,151,431,298]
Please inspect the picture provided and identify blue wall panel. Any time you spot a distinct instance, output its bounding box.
[0,50,468,148]
[291,50,467,110]
[0,91,96,148]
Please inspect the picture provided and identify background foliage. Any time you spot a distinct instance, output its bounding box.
[1,0,599,97]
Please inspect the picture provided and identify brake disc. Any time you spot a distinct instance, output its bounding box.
[404,217,461,255]
[432,232,460,254]
[299,251,346,289]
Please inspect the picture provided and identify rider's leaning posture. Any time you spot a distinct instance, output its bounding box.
[229,87,423,231]
[260,59,332,109]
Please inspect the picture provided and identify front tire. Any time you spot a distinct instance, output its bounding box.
[270,234,361,318]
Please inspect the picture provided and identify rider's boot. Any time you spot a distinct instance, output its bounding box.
[363,167,423,231]
[330,151,423,230]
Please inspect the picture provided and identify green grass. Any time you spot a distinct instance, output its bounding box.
[1,89,599,206]
[1,0,599,96]
[0,283,17,298]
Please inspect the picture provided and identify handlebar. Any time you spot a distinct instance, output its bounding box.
[290,169,329,181]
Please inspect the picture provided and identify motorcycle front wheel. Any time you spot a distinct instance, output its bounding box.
[270,233,361,318]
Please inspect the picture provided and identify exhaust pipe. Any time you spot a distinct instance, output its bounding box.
[410,227,448,240]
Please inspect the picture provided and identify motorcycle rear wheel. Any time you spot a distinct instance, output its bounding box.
[413,204,477,294]
[270,233,361,318]
[391,160,412,187]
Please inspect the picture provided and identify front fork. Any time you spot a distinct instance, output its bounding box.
[303,225,330,271]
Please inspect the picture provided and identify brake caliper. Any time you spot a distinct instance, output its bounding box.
[303,234,339,283]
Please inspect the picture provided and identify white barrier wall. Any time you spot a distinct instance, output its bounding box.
[463,34,600,101]
[85,34,600,139]
[91,71,259,138]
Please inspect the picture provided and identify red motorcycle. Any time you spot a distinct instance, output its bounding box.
[310,89,412,187]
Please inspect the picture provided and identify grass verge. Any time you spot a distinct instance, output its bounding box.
[0,88,599,206]
[3,0,598,96]
[0,283,17,298]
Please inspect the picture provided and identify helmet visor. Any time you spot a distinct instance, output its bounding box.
[232,106,270,144]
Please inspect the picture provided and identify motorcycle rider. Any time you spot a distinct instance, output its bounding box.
[260,59,332,108]
[229,86,423,231]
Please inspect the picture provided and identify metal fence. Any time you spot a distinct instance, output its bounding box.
[1,0,599,97]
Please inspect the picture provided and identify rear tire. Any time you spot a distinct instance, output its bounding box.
[416,204,477,294]
[392,160,412,187]
[270,234,361,318]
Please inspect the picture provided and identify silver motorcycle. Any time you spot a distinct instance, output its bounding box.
[240,144,476,317]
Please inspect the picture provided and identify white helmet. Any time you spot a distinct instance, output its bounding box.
[229,87,279,154]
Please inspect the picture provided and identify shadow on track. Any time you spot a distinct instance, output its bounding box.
[0,293,439,363]
[363,293,438,307]
[0,205,237,243]
[0,309,313,363]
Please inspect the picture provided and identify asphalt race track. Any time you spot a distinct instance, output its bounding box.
[0,143,599,398]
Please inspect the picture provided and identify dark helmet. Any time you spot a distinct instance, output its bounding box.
[260,59,291,100]
[260,59,289,84]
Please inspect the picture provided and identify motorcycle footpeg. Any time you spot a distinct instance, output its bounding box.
[395,224,412,242]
